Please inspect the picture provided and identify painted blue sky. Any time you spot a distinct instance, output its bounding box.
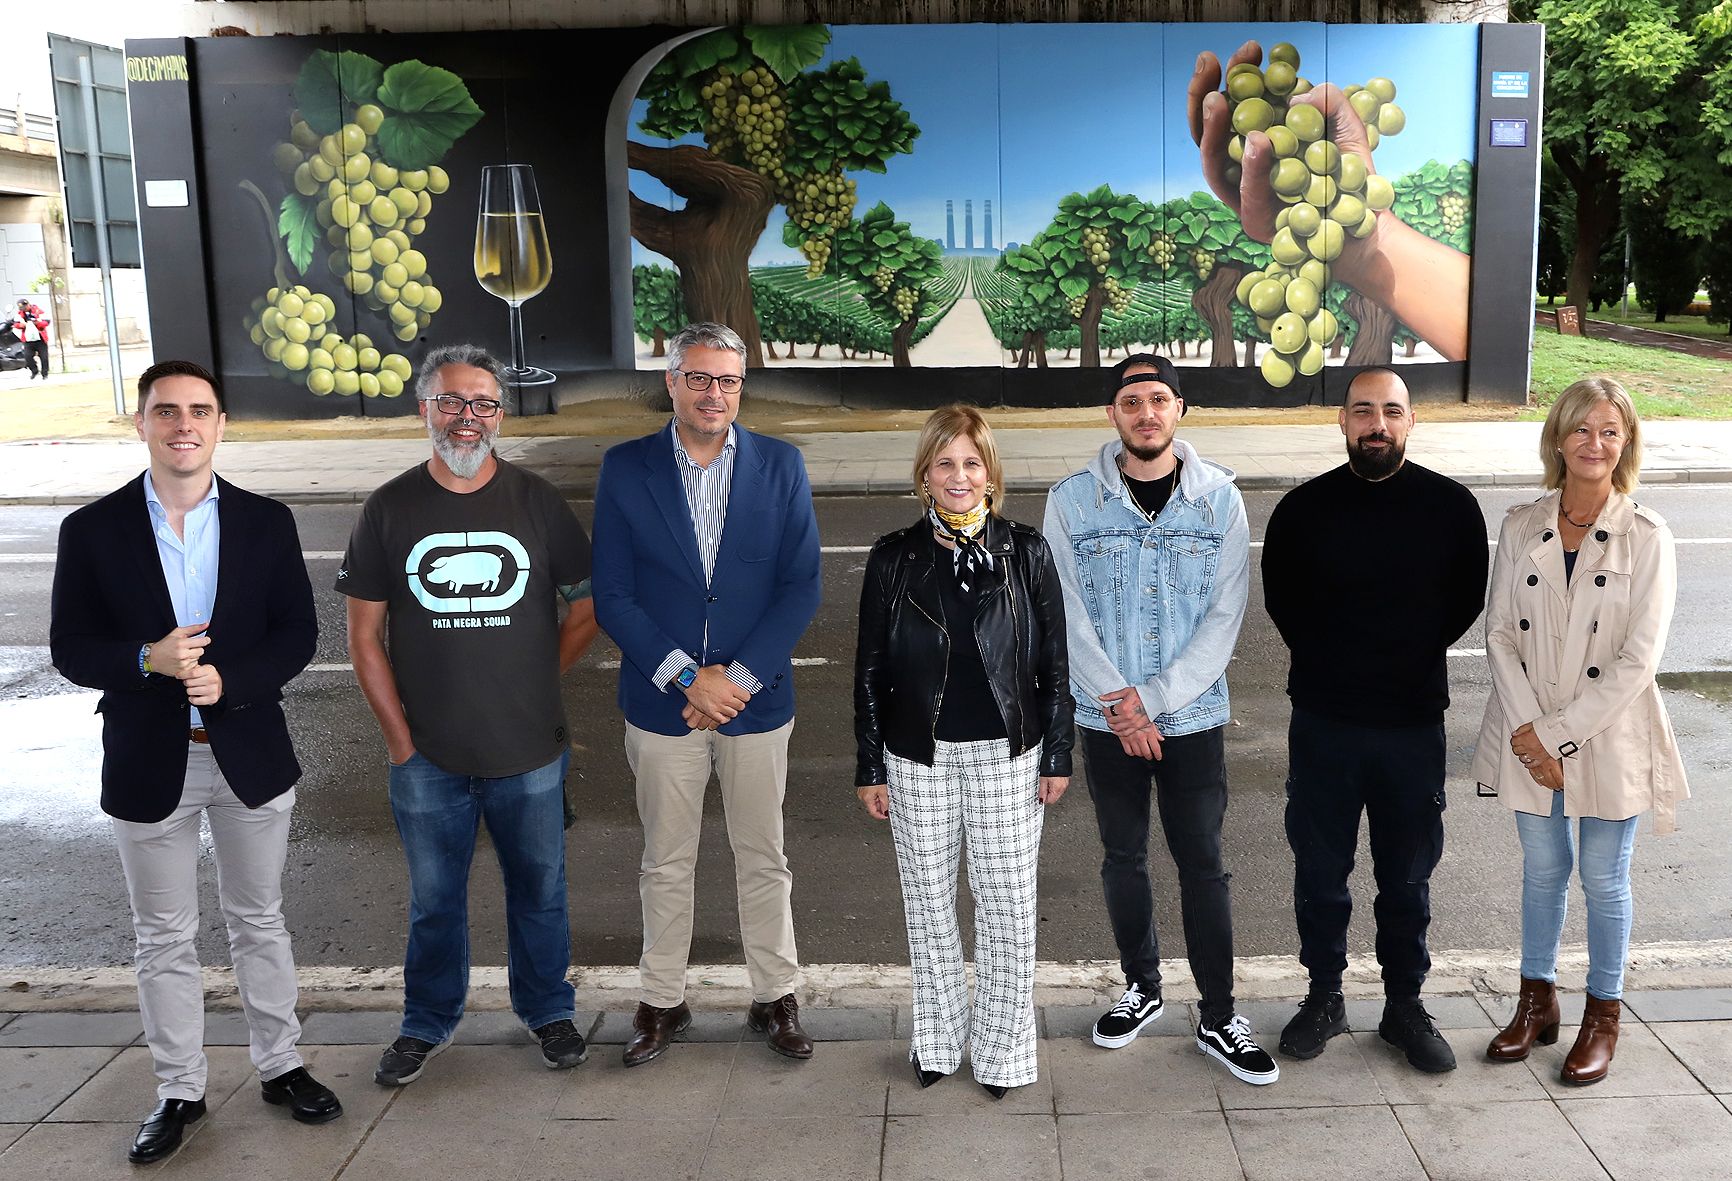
[629,22,1480,268]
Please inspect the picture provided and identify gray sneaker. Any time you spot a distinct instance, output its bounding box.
[374,1035,448,1086]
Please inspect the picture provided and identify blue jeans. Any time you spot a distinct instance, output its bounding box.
[1515,791,1639,1001]
[388,750,575,1043]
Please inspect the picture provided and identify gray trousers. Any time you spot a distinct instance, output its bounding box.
[111,744,303,1099]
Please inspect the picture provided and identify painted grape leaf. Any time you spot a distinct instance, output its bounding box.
[375,61,484,169]
[278,192,319,274]
[294,50,384,135]
[745,24,830,83]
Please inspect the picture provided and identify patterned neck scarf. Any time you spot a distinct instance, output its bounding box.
[928,500,992,598]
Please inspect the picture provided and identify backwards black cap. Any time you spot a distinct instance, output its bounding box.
[1107,353,1185,414]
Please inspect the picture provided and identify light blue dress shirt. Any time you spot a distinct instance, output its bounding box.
[143,472,221,726]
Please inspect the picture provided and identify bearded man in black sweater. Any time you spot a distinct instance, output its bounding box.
[1262,368,1487,1075]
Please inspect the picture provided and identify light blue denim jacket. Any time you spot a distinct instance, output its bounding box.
[1042,437,1250,736]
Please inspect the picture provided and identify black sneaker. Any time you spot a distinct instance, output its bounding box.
[1379,999,1458,1073]
[1091,981,1164,1049]
[534,1019,589,1069]
[1279,991,1347,1060]
[1197,1014,1280,1085]
[374,1035,448,1086]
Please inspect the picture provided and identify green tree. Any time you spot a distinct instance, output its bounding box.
[1027,185,1165,368]
[1520,0,1732,314]
[1626,197,1702,322]
[828,202,944,367]
[1156,194,1268,367]
[632,26,918,367]
[632,264,686,357]
[993,241,1074,367]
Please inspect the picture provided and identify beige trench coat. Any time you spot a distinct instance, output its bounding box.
[1472,491,1689,833]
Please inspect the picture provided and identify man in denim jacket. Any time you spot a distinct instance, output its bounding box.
[1043,354,1276,1086]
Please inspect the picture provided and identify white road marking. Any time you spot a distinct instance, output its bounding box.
[1448,648,1487,658]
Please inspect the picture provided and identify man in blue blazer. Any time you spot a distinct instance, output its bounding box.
[593,322,821,1067]
[50,360,338,1164]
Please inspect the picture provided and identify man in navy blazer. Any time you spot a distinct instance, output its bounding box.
[50,360,337,1164]
[593,322,821,1067]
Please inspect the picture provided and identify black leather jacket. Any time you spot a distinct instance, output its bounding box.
[854,514,1073,785]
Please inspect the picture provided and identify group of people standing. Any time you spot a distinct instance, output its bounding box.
[48,321,1687,1165]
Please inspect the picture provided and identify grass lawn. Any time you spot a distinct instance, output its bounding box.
[1536,298,1732,343]
[1528,329,1732,419]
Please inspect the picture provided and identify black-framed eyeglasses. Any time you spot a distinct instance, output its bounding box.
[424,394,503,418]
[671,369,745,394]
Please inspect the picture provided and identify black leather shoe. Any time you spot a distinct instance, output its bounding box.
[260,1066,344,1124]
[746,994,814,1060]
[128,1097,205,1163]
[980,1082,1008,1100]
[912,1056,944,1089]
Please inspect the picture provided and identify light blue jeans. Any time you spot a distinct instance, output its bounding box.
[1515,791,1640,1000]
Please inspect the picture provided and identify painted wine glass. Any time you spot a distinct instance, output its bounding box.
[473,163,555,386]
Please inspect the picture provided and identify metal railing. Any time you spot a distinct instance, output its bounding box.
[0,106,59,144]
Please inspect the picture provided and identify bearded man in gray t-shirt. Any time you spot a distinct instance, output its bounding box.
[338,344,597,1088]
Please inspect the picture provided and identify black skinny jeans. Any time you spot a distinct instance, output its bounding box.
[1283,706,1447,1001]
[1081,724,1235,1024]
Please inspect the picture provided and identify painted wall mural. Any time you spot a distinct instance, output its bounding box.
[627,23,1479,382]
[128,21,1518,416]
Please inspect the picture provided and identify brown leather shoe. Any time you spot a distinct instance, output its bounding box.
[747,994,814,1060]
[1487,977,1561,1062]
[1561,995,1620,1085]
[623,1001,691,1067]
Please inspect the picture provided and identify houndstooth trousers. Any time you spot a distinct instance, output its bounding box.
[887,738,1044,1086]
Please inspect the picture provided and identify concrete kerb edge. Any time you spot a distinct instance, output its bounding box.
[8,941,1732,1012]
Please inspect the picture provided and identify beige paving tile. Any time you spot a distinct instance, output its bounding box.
[381,1044,570,1122]
[0,1122,154,1179]
[1526,1023,1709,1100]
[550,1042,736,1121]
[1058,1111,1243,1180]
[1562,1094,1732,1181]
[45,1046,252,1122]
[1650,1021,1732,1092]
[719,1039,889,1117]
[886,1044,1053,1115]
[1395,1100,1610,1181]
[340,1116,547,1180]
[289,1043,398,1125]
[882,1113,1060,1181]
[1227,1106,1427,1181]
[153,1107,370,1181]
[1047,1034,1222,1114]
[0,1012,142,1048]
[1216,1032,1384,1110]
[0,1047,122,1123]
[701,1115,883,1181]
[519,1118,712,1181]
[0,1124,27,1154]
[1350,1029,1552,1105]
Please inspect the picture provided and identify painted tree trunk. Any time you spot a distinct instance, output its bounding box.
[1193,263,1245,366]
[651,327,666,357]
[1079,286,1108,367]
[893,316,918,367]
[1345,293,1396,366]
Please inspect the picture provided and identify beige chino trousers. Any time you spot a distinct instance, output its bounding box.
[625,719,800,1007]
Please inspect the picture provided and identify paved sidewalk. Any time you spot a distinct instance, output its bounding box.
[6,419,1732,505]
[1,988,1729,1179]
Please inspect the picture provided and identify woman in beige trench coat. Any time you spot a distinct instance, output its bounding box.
[1473,378,1688,1087]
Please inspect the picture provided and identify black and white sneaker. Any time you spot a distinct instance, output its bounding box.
[374,1035,448,1086]
[1092,981,1164,1048]
[1197,1014,1280,1085]
[533,1019,590,1069]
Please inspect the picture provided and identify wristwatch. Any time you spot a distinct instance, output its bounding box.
[138,644,153,677]
[675,664,699,689]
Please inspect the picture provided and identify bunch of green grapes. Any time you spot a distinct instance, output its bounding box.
[871,265,895,293]
[1220,43,1403,387]
[698,64,853,277]
[1439,192,1469,235]
[1148,230,1178,270]
[243,284,414,398]
[1102,275,1132,316]
[1190,248,1218,282]
[889,286,917,322]
[273,105,450,347]
[784,171,855,277]
[1082,226,1112,276]
[1066,294,1089,320]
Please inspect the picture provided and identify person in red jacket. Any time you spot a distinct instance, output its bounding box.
[12,299,50,379]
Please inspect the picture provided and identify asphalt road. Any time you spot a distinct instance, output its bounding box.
[3,486,1729,973]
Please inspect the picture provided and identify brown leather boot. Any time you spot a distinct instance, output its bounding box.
[1486,977,1561,1062]
[1561,995,1620,1085]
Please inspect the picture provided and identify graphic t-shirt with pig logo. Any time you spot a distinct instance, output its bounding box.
[336,458,591,777]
